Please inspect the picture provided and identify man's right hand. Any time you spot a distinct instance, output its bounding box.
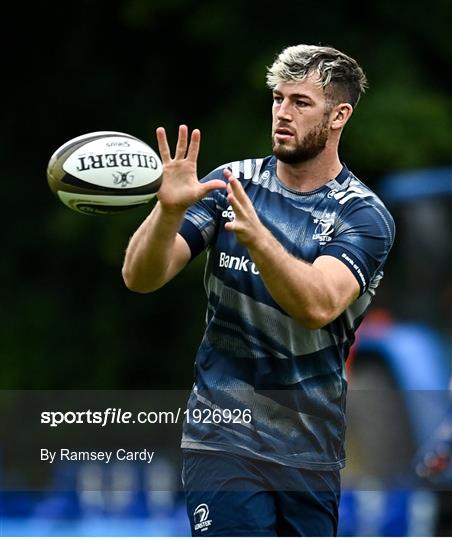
[122,125,226,293]
[156,125,226,215]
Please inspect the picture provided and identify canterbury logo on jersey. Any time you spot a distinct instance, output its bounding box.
[219,251,260,275]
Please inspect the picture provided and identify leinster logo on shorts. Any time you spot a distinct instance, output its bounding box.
[193,503,213,532]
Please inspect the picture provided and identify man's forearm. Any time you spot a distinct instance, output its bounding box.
[224,172,358,328]
[247,227,340,329]
[122,202,187,293]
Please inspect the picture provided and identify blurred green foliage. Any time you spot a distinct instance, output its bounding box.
[1,0,451,388]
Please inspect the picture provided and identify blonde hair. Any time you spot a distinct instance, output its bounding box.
[266,44,368,107]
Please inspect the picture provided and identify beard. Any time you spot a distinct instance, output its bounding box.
[272,118,329,164]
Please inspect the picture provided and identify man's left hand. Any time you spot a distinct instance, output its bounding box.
[223,169,267,248]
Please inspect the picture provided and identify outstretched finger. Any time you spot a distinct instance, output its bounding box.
[186,129,201,163]
[156,127,172,163]
[227,190,246,218]
[174,124,188,160]
[224,170,249,206]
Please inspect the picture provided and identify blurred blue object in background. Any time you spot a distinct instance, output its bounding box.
[338,489,438,536]
[378,167,452,203]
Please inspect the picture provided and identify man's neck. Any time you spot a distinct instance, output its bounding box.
[276,150,343,192]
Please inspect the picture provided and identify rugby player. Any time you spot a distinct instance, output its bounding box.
[122,44,395,536]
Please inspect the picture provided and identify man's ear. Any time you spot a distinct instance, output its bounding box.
[330,103,353,130]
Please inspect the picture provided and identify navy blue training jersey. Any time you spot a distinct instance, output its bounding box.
[178,156,395,470]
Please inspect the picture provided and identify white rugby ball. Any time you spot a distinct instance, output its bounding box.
[47,131,163,215]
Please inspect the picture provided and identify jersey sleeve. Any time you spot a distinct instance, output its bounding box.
[178,166,227,259]
[320,199,395,295]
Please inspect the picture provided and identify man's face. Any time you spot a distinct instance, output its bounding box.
[271,75,332,164]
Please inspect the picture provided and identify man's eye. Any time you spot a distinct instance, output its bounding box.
[273,96,283,104]
[296,101,308,107]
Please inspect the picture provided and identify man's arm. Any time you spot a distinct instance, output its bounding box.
[122,125,226,293]
[223,170,359,329]
[122,203,191,293]
[247,235,359,329]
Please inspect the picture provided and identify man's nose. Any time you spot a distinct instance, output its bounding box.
[276,99,292,120]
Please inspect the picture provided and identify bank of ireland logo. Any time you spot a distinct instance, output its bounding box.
[312,212,335,245]
[193,503,213,532]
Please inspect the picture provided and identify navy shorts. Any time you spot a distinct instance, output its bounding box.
[182,450,341,537]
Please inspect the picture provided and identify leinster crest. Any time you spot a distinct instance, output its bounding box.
[312,213,335,245]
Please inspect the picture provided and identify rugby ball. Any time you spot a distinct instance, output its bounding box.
[47,131,163,215]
